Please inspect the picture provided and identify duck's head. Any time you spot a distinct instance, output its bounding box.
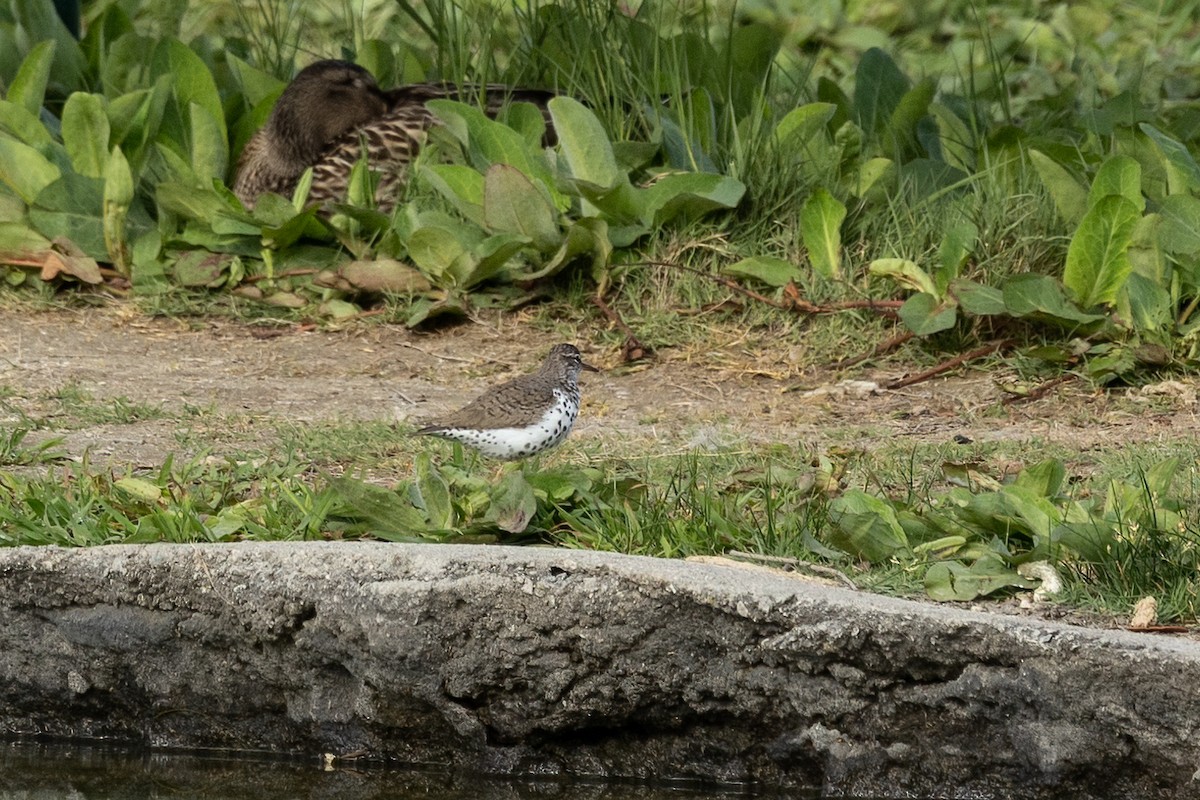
[266,60,389,166]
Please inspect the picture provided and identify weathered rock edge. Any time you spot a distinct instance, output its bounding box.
[0,543,1196,799]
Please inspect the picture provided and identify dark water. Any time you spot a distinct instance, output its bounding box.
[0,742,839,800]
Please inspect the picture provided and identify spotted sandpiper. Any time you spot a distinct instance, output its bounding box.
[415,344,599,460]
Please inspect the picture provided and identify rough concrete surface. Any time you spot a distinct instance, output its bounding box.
[0,542,1197,799]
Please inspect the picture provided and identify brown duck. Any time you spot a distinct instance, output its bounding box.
[231,59,554,213]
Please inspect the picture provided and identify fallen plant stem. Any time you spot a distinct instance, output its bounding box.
[1002,374,1078,406]
[633,260,903,316]
[592,291,649,361]
[242,268,320,284]
[833,332,916,369]
[885,340,1011,390]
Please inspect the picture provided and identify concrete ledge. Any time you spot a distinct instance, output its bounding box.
[0,542,1196,798]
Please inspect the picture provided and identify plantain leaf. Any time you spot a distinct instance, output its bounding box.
[1063,194,1141,308]
[800,187,846,279]
[61,93,110,178]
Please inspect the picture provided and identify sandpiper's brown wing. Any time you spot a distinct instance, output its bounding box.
[419,373,559,432]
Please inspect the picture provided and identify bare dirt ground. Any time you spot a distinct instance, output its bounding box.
[1,307,1198,467]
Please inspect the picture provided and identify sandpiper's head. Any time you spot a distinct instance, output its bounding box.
[544,343,600,383]
[266,60,389,165]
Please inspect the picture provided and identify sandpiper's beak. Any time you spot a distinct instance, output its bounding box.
[582,360,601,373]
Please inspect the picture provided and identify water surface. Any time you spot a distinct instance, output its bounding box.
[0,742,839,799]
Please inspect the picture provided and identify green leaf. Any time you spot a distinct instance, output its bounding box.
[827,489,908,562]
[549,96,622,189]
[1089,154,1143,211]
[29,174,107,260]
[483,164,561,253]
[1001,274,1106,326]
[724,256,800,288]
[641,172,745,225]
[924,557,1034,601]
[949,279,1005,316]
[328,477,429,541]
[0,222,52,253]
[159,39,227,143]
[420,164,485,225]
[1139,123,1200,195]
[7,40,56,116]
[0,138,62,203]
[1157,194,1200,255]
[898,292,957,335]
[800,187,845,279]
[937,221,976,292]
[103,146,134,273]
[773,102,837,147]
[868,258,937,296]
[115,477,162,503]
[853,47,910,136]
[485,469,538,535]
[1028,149,1088,226]
[0,99,54,147]
[413,454,455,530]
[465,233,530,286]
[1063,194,1141,308]
[408,226,473,283]
[61,93,110,178]
[189,102,228,185]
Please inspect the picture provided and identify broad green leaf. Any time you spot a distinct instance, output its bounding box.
[928,102,974,172]
[937,221,976,292]
[115,477,162,502]
[0,138,61,203]
[773,102,837,147]
[1157,194,1200,255]
[1139,123,1200,195]
[158,39,227,143]
[827,489,908,562]
[641,172,745,224]
[949,279,1005,316]
[1028,149,1088,225]
[868,258,937,296]
[0,222,52,253]
[1124,271,1171,332]
[724,256,800,288]
[189,102,228,185]
[853,47,910,136]
[885,78,936,153]
[414,454,455,530]
[7,40,56,116]
[29,174,107,260]
[800,187,845,279]
[925,557,1034,601]
[1088,154,1143,211]
[549,96,622,189]
[465,233,530,287]
[517,216,606,283]
[338,259,431,293]
[427,100,556,195]
[408,226,473,282]
[1013,459,1066,498]
[103,146,134,273]
[226,54,285,108]
[483,164,561,253]
[855,157,894,196]
[1063,194,1141,308]
[61,93,110,178]
[1001,274,1105,326]
[485,469,538,534]
[0,99,54,147]
[328,477,428,540]
[420,164,485,225]
[898,292,957,335]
